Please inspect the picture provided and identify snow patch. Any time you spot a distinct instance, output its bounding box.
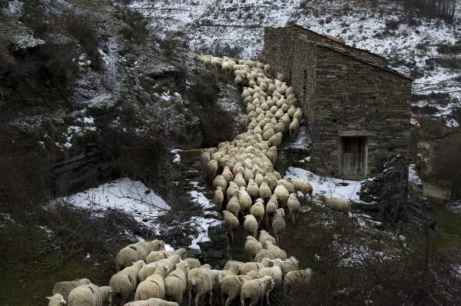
[188,216,222,250]
[285,167,362,201]
[409,164,423,186]
[54,178,170,233]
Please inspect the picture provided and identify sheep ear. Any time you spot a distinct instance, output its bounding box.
[46,297,52,300]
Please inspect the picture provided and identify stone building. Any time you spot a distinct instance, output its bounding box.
[263,25,412,179]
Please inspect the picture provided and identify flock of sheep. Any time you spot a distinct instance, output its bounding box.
[44,55,353,306]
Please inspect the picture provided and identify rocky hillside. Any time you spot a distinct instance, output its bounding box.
[129,0,461,128]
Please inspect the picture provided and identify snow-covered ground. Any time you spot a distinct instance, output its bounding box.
[285,167,362,201]
[53,178,170,233]
[132,0,461,127]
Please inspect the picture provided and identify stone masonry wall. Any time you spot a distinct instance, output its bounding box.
[309,45,411,177]
[263,26,411,178]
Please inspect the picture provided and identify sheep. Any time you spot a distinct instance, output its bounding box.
[223,210,239,242]
[47,293,66,306]
[256,266,283,286]
[266,256,300,275]
[165,261,188,304]
[244,235,263,258]
[244,214,258,237]
[289,118,300,135]
[290,179,313,197]
[239,262,264,275]
[274,184,289,205]
[277,179,295,193]
[68,284,112,306]
[250,199,265,223]
[239,187,253,213]
[188,265,213,306]
[262,241,288,260]
[200,151,211,170]
[213,187,224,210]
[319,195,351,211]
[184,257,201,269]
[247,179,259,198]
[146,250,169,264]
[243,167,254,182]
[123,298,179,306]
[259,181,272,200]
[207,160,218,181]
[52,278,91,301]
[226,196,241,217]
[135,265,168,301]
[240,276,274,306]
[272,208,286,244]
[219,274,242,306]
[284,268,313,296]
[226,181,240,199]
[258,230,276,246]
[222,166,234,182]
[115,240,164,270]
[224,260,244,274]
[110,260,145,304]
[213,175,228,190]
[234,172,247,187]
[287,193,301,224]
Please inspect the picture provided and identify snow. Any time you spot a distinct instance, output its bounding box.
[285,167,362,201]
[54,178,170,233]
[409,164,423,186]
[171,149,182,164]
[189,190,214,209]
[188,216,221,250]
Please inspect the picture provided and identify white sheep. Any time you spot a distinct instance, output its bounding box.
[284,268,313,296]
[319,195,351,211]
[226,181,240,199]
[219,274,242,306]
[239,187,253,213]
[52,278,91,301]
[146,250,169,264]
[183,257,201,270]
[226,196,241,217]
[110,260,145,304]
[250,199,265,223]
[123,298,179,306]
[188,265,213,306]
[244,235,263,258]
[223,210,239,242]
[259,181,272,200]
[274,184,289,206]
[262,240,288,260]
[68,284,112,306]
[290,179,313,197]
[265,256,300,275]
[47,293,66,306]
[222,166,234,182]
[239,261,264,275]
[165,261,188,304]
[256,265,283,286]
[247,179,259,198]
[277,179,295,193]
[115,240,164,270]
[207,159,219,182]
[258,230,276,246]
[287,193,301,224]
[272,208,286,244]
[240,276,274,306]
[135,265,168,300]
[213,175,228,190]
[243,214,258,237]
[213,187,224,210]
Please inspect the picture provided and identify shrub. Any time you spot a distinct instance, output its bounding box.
[115,8,149,45]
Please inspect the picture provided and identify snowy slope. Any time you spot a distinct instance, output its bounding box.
[131,0,461,127]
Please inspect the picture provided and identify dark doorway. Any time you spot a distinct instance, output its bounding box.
[340,136,367,179]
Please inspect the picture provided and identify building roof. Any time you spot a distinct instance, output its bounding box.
[275,24,413,81]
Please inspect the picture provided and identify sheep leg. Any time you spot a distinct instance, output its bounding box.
[195,291,204,306]
[209,290,213,306]
[241,296,245,306]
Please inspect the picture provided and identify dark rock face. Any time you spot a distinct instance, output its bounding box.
[359,155,413,223]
